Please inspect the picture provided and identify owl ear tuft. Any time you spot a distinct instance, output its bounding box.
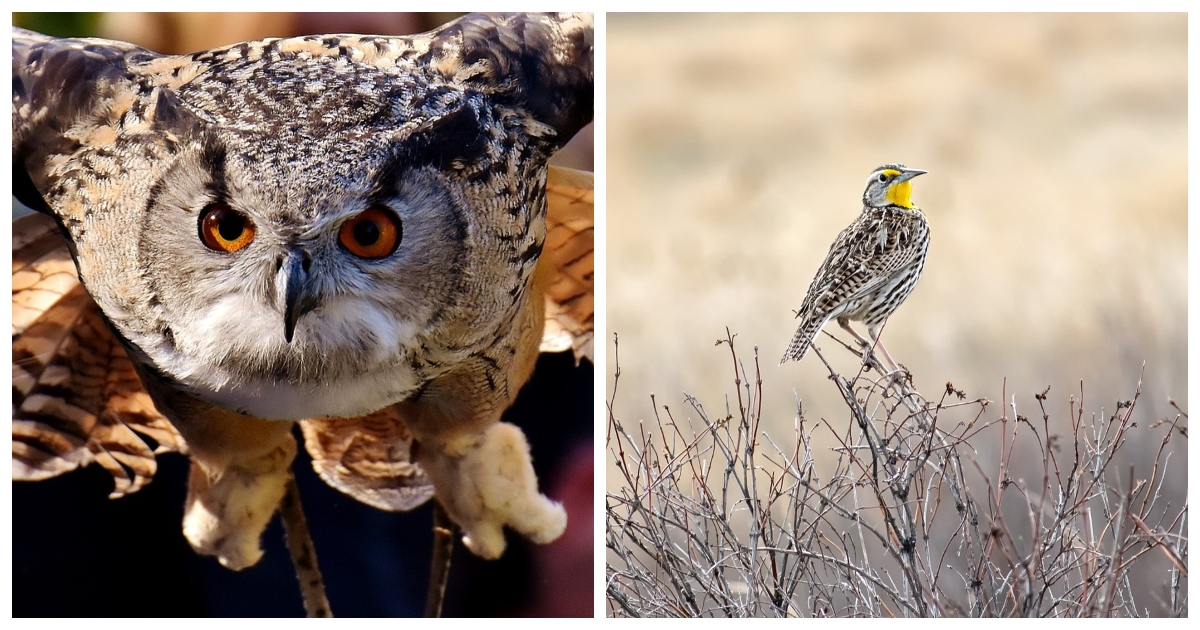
[150,87,189,131]
[431,13,593,148]
[12,27,159,189]
[406,97,491,171]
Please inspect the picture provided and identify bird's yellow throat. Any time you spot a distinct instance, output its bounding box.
[886,180,916,208]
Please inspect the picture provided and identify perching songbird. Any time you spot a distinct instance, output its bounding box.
[781,164,929,370]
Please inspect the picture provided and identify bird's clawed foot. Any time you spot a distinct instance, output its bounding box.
[182,437,297,570]
[849,338,892,374]
[879,365,913,390]
[850,340,911,388]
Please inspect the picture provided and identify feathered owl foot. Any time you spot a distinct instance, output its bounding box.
[421,421,567,560]
[182,436,297,570]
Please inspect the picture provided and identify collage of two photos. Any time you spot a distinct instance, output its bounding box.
[10,10,1188,618]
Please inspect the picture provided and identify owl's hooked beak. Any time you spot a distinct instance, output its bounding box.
[279,249,320,343]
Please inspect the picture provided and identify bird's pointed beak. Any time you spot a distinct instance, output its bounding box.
[278,249,320,344]
[896,168,928,183]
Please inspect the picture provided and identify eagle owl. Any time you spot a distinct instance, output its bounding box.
[12,12,594,571]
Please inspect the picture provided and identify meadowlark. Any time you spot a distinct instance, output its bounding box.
[781,164,929,370]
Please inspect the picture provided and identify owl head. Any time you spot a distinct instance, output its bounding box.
[12,13,593,420]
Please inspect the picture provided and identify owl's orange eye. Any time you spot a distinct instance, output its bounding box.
[339,207,401,259]
[199,203,256,252]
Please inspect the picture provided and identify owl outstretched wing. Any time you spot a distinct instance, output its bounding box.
[540,165,595,363]
[12,212,185,498]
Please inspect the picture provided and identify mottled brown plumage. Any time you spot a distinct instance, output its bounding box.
[12,12,593,569]
[782,164,929,368]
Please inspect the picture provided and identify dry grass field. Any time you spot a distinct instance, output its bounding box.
[606,13,1186,616]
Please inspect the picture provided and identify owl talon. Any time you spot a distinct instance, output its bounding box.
[424,422,566,560]
[460,524,506,559]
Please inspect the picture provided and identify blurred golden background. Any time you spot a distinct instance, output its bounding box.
[607,13,1184,481]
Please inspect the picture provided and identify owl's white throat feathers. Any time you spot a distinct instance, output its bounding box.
[144,291,424,420]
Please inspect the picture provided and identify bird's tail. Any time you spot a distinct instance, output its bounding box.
[780,316,828,365]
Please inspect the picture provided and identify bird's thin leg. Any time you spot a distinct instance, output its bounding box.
[873,339,901,373]
[279,474,333,618]
[866,325,901,374]
[837,317,873,349]
[838,318,890,371]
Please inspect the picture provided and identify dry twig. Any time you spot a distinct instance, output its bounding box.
[606,330,1187,617]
